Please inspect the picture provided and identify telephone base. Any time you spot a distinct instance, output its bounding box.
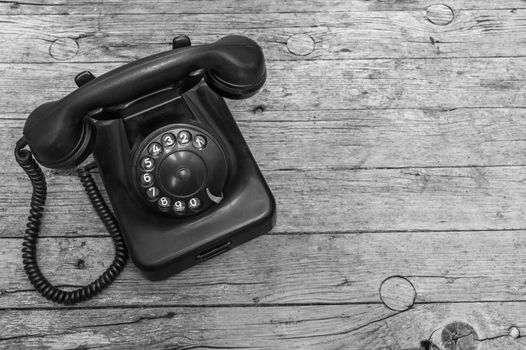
[90,83,276,280]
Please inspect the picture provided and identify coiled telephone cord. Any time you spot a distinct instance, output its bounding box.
[14,138,128,305]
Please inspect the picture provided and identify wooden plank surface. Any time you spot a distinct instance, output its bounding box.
[0,303,524,349]
[1,0,526,349]
[2,9,526,63]
[0,231,526,308]
[4,165,526,235]
[1,58,525,114]
[1,0,526,15]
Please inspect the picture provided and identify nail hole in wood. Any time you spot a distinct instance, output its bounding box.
[441,321,479,350]
[76,259,85,269]
[425,4,455,26]
[253,105,265,114]
[379,275,416,311]
[49,37,79,61]
[286,33,315,56]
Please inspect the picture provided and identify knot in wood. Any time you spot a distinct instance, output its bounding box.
[441,321,479,350]
[49,37,79,61]
[286,33,315,56]
[379,275,416,311]
[425,4,455,26]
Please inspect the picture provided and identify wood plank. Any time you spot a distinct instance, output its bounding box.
[5,107,526,171]
[1,58,525,114]
[4,164,526,236]
[0,303,524,349]
[1,0,525,15]
[1,231,525,308]
[2,9,526,63]
[5,107,526,236]
[1,0,525,348]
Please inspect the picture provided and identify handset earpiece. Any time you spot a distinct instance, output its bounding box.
[22,35,266,169]
[203,35,266,99]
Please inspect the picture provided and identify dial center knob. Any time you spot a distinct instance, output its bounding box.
[158,151,207,197]
[176,168,191,181]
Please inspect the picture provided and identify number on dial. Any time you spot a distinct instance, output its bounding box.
[188,197,201,210]
[192,135,207,150]
[158,196,171,208]
[173,200,186,213]
[148,142,163,156]
[161,133,176,148]
[177,130,191,145]
[146,187,159,199]
[141,157,155,171]
[140,173,154,186]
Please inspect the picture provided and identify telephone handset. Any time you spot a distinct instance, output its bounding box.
[14,35,276,305]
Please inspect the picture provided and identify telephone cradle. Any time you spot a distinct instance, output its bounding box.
[14,35,276,305]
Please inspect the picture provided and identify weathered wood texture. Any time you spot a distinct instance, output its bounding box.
[1,0,526,349]
[0,303,525,349]
[2,10,526,62]
[1,59,525,113]
[1,231,526,308]
[1,0,526,15]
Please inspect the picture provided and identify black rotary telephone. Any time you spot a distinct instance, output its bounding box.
[14,35,276,305]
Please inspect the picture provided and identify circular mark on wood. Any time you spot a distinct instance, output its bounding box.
[49,37,79,61]
[441,322,479,350]
[286,33,315,56]
[425,4,455,26]
[379,275,416,311]
[509,326,520,338]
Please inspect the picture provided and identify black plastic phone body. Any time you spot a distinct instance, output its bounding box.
[90,83,276,280]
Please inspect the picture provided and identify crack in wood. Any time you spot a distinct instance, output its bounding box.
[190,281,265,287]
[0,331,74,342]
[73,311,176,329]
[279,308,410,340]
[164,344,256,350]
[0,0,63,6]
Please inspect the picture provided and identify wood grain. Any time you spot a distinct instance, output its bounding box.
[2,0,526,348]
[1,0,525,15]
[1,9,526,62]
[1,58,525,115]
[0,231,525,308]
[4,164,526,236]
[0,303,524,349]
[5,106,526,238]
[5,107,526,170]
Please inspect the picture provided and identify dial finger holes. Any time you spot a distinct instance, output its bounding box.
[148,142,163,156]
[193,135,207,150]
[173,200,186,214]
[141,157,155,171]
[188,197,201,210]
[177,130,191,145]
[161,133,176,148]
[140,173,154,187]
[158,196,172,210]
[146,186,160,200]
[134,125,227,217]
